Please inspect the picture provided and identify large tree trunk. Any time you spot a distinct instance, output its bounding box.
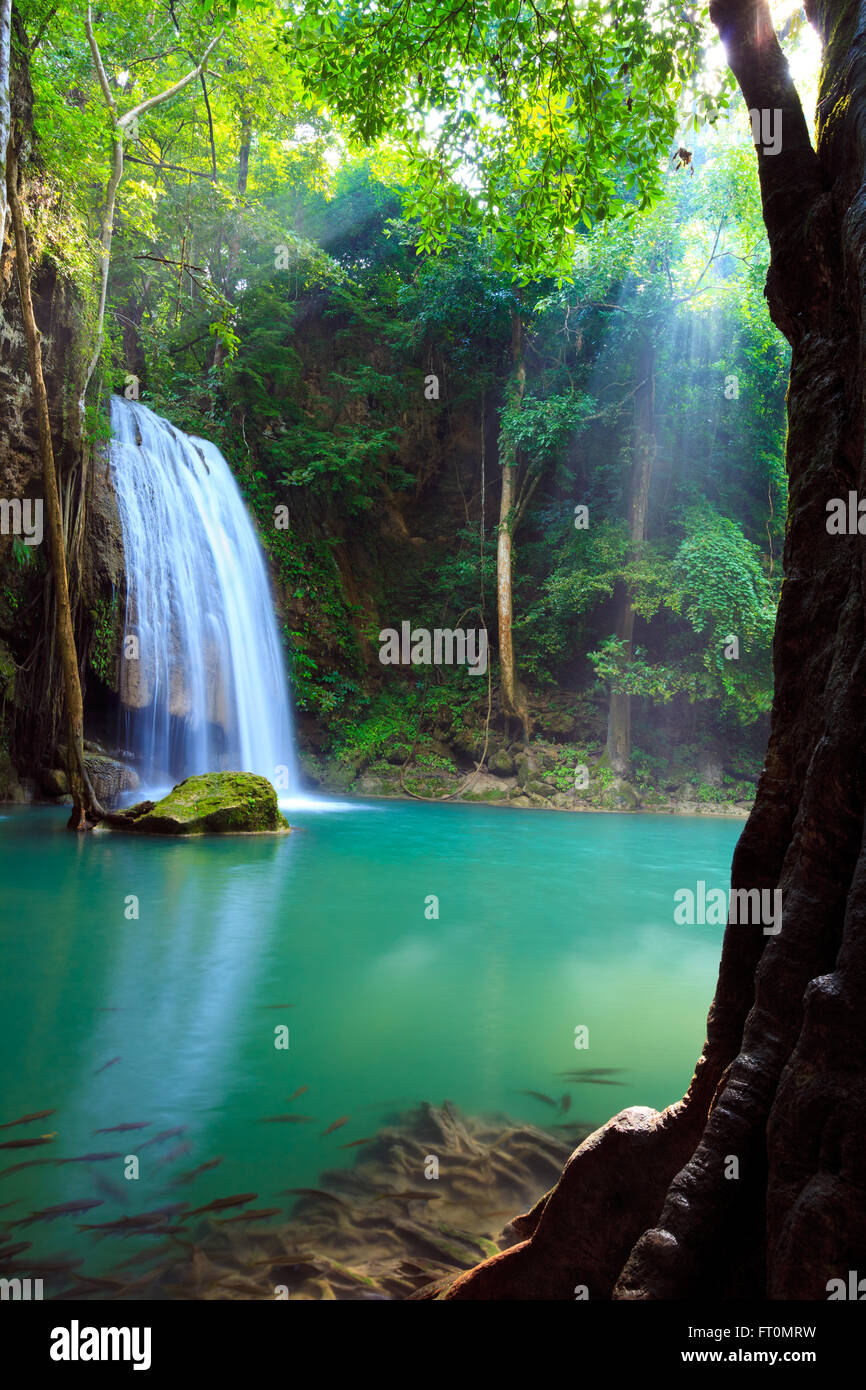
[419,0,866,1301]
[6,146,103,829]
[497,308,532,742]
[606,341,655,774]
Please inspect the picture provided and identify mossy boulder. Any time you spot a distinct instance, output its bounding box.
[600,777,642,811]
[39,767,69,798]
[488,748,515,776]
[107,772,289,835]
[514,751,541,788]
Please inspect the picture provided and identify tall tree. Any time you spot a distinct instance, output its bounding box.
[6,144,103,827]
[286,0,709,742]
[497,306,532,740]
[83,3,221,398]
[606,337,655,773]
[285,0,865,1299]
[0,0,11,240]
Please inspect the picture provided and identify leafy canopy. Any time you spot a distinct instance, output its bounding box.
[280,0,725,280]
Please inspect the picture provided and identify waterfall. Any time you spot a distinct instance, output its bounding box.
[108,396,297,797]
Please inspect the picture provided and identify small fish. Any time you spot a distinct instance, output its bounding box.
[286,1087,309,1102]
[561,1078,627,1087]
[320,1116,349,1137]
[0,1201,19,1211]
[0,1242,32,1260]
[17,1199,103,1227]
[259,1003,295,1009]
[81,1204,188,1231]
[0,1135,55,1150]
[0,1157,59,1179]
[559,1095,571,1115]
[124,1223,188,1237]
[173,1157,224,1186]
[259,1114,315,1124]
[139,1127,188,1148]
[64,1273,126,1290]
[555,1068,626,1076]
[251,1251,316,1268]
[92,1173,130,1205]
[94,1122,151,1134]
[94,1057,121,1074]
[155,1142,193,1167]
[61,1151,124,1164]
[186,1193,257,1217]
[515,1090,557,1107]
[20,1258,84,1276]
[0,1108,56,1129]
[337,1137,374,1149]
[278,1188,350,1210]
[81,1208,186,1234]
[374,1190,441,1203]
[215,1207,282,1225]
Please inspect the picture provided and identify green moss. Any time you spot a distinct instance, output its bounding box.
[89,593,122,687]
[117,772,289,836]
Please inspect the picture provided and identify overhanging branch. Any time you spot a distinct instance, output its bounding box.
[710,0,830,341]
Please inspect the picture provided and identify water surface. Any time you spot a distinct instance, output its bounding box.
[0,802,739,1272]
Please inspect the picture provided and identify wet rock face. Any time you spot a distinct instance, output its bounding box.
[83,753,139,807]
[0,749,26,802]
[105,772,289,835]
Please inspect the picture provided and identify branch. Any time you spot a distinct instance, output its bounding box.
[709,0,828,341]
[84,3,117,119]
[199,72,217,179]
[29,3,58,54]
[118,29,222,132]
[81,11,224,400]
[124,150,216,179]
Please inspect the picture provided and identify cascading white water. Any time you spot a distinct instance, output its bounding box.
[109,396,297,796]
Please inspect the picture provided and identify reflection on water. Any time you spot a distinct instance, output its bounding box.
[0,801,739,1280]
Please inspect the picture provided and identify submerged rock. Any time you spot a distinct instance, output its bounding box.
[104,771,289,835]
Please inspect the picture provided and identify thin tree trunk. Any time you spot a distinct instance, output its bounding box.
[497,307,532,742]
[606,341,655,774]
[213,113,251,371]
[0,0,11,243]
[83,6,221,402]
[6,146,103,828]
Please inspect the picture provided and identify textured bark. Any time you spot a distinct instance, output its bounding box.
[497,309,532,741]
[6,146,102,827]
[0,0,11,243]
[423,0,866,1301]
[606,342,655,774]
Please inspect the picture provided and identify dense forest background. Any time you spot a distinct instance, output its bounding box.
[0,2,809,812]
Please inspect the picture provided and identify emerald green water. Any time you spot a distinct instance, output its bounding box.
[0,801,740,1274]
